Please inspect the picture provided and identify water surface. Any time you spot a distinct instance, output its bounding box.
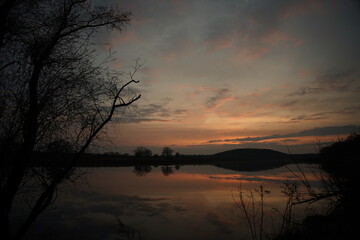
[24,164,320,240]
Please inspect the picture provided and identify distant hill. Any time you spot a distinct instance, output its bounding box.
[214,148,289,160]
[212,148,316,171]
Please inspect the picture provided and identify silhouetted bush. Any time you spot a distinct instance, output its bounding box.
[319,133,360,214]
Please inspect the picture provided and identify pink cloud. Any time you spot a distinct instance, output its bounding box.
[110,59,124,69]
[280,0,324,19]
[230,29,303,63]
[171,0,189,15]
[298,69,318,78]
[107,30,138,49]
[202,36,236,53]
[141,67,161,86]
[132,16,155,26]
[235,45,270,62]
[261,30,304,47]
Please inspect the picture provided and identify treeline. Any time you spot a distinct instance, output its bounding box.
[29,149,216,168]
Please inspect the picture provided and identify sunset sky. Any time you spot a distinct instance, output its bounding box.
[99,0,360,154]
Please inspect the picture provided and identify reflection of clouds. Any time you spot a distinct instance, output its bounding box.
[206,211,235,234]
[27,191,188,239]
[207,171,318,184]
[24,164,324,239]
[208,175,289,183]
[71,191,182,217]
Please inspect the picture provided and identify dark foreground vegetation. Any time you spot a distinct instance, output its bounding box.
[272,133,360,240]
[0,1,140,239]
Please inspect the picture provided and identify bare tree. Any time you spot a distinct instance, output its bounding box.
[0,1,141,239]
[133,146,153,158]
[232,184,270,240]
[161,147,174,159]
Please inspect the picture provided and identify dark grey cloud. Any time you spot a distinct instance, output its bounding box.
[174,109,188,115]
[116,93,191,124]
[290,106,360,122]
[316,69,356,90]
[289,87,325,96]
[290,113,327,121]
[290,69,359,96]
[205,88,231,109]
[117,101,189,123]
[208,125,360,143]
[294,125,360,137]
[280,101,298,108]
[117,103,171,123]
[208,134,283,143]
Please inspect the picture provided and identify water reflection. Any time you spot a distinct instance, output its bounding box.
[161,166,175,176]
[133,165,182,177]
[116,217,142,240]
[23,164,320,240]
[133,165,152,176]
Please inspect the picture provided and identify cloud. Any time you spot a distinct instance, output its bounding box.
[286,106,360,122]
[205,88,231,109]
[315,69,356,92]
[207,125,360,143]
[107,30,139,48]
[170,0,189,15]
[117,98,191,123]
[293,125,360,137]
[174,109,188,115]
[117,101,172,123]
[261,29,304,47]
[201,0,319,60]
[289,87,324,96]
[290,113,326,121]
[162,38,193,61]
[279,0,324,19]
[208,134,283,143]
[290,69,358,96]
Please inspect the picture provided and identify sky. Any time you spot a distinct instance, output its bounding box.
[97,0,360,154]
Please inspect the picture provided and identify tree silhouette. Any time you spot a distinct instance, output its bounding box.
[161,147,174,159]
[0,1,140,239]
[133,146,153,158]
